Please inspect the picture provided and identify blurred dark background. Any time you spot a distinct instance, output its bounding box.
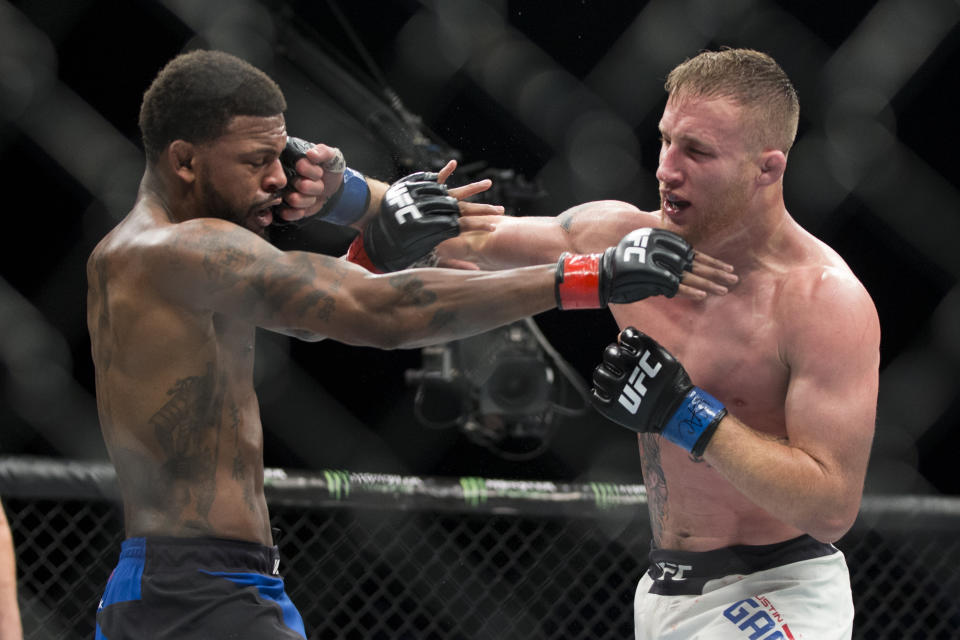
[1,0,959,493]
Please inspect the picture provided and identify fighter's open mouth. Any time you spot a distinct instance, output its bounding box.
[662,194,690,214]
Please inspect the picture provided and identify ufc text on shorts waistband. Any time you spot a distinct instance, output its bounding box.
[646,534,838,595]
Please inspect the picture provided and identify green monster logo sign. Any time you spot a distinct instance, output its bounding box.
[460,476,488,506]
[324,470,351,500]
[588,482,620,509]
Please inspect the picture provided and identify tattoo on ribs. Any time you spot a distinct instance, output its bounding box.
[228,402,257,515]
[638,434,668,545]
[149,363,223,525]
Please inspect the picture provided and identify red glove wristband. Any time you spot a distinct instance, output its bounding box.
[555,252,602,309]
[346,235,384,274]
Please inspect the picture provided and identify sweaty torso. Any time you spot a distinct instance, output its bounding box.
[87,207,272,544]
[610,230,845,551]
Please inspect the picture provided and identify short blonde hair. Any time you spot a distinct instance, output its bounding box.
[665,48,799,153]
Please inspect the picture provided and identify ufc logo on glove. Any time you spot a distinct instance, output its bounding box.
[384,183,423,223]
[617,351,663,414]
[592,327,727,457]
[623,227,653,264]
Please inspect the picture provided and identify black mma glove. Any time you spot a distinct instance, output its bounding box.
[591,327,727,456]
[274,136,369,228]
[278,136,317,188]
[554,228,695,309]
[346,172,460,273]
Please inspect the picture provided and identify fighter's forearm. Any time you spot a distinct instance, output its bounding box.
[701,415,860,543]
[342,265,557,349]
[438,216,573,269]
[439,201,654,270]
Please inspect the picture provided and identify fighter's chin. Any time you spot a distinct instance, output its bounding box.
[246,223,269,238]
[243,208,275,237]
[657,208,687,235]
[658,210,710,247]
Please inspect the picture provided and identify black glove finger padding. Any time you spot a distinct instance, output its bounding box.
[618,326,651,354]
[365,175,461,272]
[592,327,647,402]
[591,361,619,403]
[650,231,695,275]
[279,136,313,184]
[412,196,460,217]
[603,229,683,303]
[605,340,638,373]
[398,180,459,216]
[404,181,448,198]
[396,171,439,184]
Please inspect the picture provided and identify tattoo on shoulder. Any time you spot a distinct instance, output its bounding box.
[194,229,260,283]
[238,252,324,317]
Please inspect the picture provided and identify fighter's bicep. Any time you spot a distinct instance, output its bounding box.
[555,201,658,254]
[227,250,370,335]
[142,220,336,325]
[782,288,880,476]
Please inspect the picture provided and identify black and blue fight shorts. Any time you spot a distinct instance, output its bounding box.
[95,536,306,639]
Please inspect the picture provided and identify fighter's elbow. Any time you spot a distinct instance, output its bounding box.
[808,521,852,544]
[808,500,860,543]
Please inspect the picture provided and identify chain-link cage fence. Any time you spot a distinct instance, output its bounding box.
[2,457,959,639]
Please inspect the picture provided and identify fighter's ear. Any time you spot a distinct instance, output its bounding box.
[168,140,197,184]
[757,149,786,186]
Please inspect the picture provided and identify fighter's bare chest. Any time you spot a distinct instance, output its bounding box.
[610,284,790,433]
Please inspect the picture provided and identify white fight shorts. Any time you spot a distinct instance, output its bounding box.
[634,535,853,640]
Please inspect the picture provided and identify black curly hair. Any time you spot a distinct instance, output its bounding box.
[138,50,287,163]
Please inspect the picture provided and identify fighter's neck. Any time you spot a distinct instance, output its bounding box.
[698,205,797,275]
[137,168,201,224]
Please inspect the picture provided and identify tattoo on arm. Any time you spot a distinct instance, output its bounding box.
[202,247,256,284]
[295,291,335,321]
[388,273,437,306]
[558,211,575,233]
[428,309,457,331]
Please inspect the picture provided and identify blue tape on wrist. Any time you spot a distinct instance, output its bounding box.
[321,168,370,226]
[661,388,726,452]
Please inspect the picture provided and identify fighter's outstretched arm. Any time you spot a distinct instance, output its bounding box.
[437,200,738,299]
[143,219,710,349]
